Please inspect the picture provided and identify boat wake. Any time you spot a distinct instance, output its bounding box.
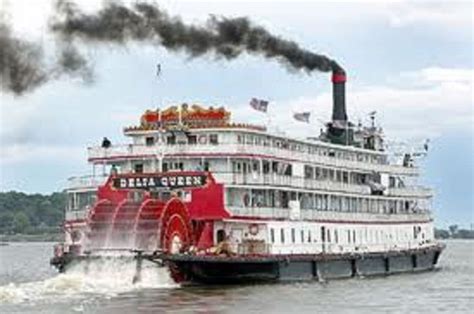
[0,257,177,305]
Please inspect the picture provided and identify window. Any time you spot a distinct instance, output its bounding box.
[280,229,285,243]
[270,228,275,243]
[308,230,312,243]
[291,228,295,243]
[315,167,322,179]
[167,136,176,145]
[263,161,270,174]
[301,230,305,243]
[188,135,197,145]
[145,137,155,146]
[209,134,218,145]
[216,229,226,243]
[134,163,143,173]
[284,164,292,176]
[252,162,259,172]
[342,172,349,184]
[336,170,342,182]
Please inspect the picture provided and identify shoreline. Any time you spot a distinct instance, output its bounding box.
[0,233,63,243]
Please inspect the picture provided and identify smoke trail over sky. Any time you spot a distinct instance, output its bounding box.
[0,22,47,95]
[0,18,92,96]
[51,0,344,72]
[1,0,343,96]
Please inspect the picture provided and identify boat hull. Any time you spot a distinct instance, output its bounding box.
[164,244,444,284]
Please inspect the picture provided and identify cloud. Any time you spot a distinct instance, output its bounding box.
[0,143,84,165]
[401,67,473,85]
[382,1,473,29]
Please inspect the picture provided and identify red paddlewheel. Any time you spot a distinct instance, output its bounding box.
[160,198,193,254]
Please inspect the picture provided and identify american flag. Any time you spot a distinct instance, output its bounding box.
[249,98,269,113]
[293,112,311,123]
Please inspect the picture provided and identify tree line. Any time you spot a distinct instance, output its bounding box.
[0,191,65,234]
[434,225,474,239]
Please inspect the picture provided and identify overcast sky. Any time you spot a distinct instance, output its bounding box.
[0,0,472,228]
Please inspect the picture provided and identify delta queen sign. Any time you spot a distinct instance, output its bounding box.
[113,174,207,190]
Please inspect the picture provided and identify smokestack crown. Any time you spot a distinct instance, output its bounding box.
[331,72,346,83]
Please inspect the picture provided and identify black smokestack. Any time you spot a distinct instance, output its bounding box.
[331,65,347,122]
[51,0,343,75]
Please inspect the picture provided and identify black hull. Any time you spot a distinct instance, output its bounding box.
[164,244,445,284]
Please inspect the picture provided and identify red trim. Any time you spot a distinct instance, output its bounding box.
[332,73,347,83]
[229,215,432,225]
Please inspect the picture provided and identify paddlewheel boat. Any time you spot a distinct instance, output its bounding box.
[51,70,444,284]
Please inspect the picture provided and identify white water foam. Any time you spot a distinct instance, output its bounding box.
[0,256,178,305]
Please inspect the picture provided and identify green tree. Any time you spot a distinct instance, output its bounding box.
[0,191,65,234]
[448,224,459,237]
[13,212,30,233]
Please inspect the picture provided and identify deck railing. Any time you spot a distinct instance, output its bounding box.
[87,142,418,175]
[66,175,109,190]
[214,172,431,198]
[227,206,431,222]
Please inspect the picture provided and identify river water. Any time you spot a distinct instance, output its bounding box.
[0,240,472,313]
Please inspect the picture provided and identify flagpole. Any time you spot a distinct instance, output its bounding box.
[266,110,272,131]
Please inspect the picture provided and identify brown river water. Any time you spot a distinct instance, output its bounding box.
[0,240,473,313]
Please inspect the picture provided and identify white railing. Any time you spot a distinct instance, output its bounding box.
[229,206,291,219]
[386,187,432,197]
[214,172,430,198]
[299,209,431,222]
[227,206,431,222]
[214,172,371,195]
[87,142,418,176]
[65,209,88,221]
[67,175,109,190]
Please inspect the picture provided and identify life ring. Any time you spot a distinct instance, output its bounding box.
[249,224,259,236]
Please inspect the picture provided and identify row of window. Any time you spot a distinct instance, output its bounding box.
[139,131,385,166]
[236,133,386,164]
[228,188,426,214]
[144,133,219,146]
[269,225,426,245]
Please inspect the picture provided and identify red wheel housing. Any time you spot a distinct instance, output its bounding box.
[160,198,193,254]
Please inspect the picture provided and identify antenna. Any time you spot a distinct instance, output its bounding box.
[369,111,377,128]
[151,61,163,109]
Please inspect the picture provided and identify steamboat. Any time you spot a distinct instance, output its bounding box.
[51,70,444,284]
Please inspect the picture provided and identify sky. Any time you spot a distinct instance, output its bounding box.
[0,0,472,228]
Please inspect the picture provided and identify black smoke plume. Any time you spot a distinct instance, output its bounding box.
[2,0,344,96]
[0,18,92,96]
[0,22,47,95]
[51,0,344,74]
